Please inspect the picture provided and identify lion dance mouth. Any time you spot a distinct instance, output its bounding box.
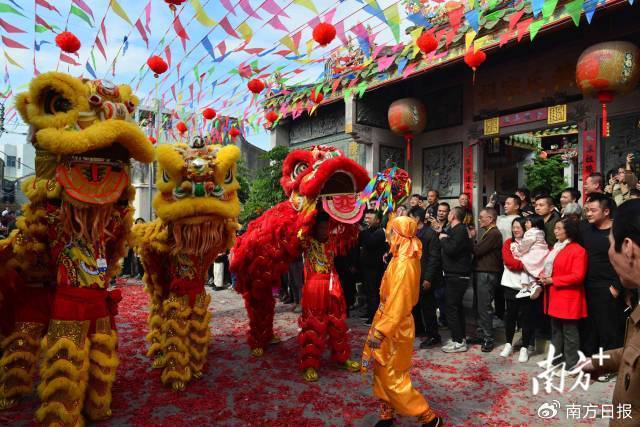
[172,220,227,258]
[60,202,116,243]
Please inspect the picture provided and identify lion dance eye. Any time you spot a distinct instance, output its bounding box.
[291,162,308,180]
[43,91,72,114]
[162,170,171,183]
[224,169,233,184]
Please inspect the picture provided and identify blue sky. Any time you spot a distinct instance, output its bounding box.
[0,0,420,155]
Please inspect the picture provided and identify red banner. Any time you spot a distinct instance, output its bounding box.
[499,107,547,128]
[581,129,597,201]
[463,145,474,204]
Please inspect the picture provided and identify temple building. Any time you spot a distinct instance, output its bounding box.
[264,0,640,214]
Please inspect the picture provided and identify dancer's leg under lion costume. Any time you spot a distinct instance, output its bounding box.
[0,73,153,426]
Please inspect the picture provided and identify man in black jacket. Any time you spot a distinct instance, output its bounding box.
[581,194,626,382]
[358,209,388,325]
[535,195,561,247]
[409,207,443,348]
[439,206,473,353]
[471,208,503,352]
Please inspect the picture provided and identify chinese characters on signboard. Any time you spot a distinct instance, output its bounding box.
[582,130,598,201]
[463,145,474,204]
[500,108,547,127]
[483,117,499,136]
[547,105,567,125]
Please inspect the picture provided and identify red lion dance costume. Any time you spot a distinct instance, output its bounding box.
[0,72,153,425]
[231,145,369,381]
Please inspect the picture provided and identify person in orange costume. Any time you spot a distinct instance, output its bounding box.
[362,216,443,427]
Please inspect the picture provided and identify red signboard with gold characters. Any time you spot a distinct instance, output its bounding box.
[463,145,474,204]
[581,129,598,201]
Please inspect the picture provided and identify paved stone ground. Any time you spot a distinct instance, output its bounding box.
[0,281,617,426]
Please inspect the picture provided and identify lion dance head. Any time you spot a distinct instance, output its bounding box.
[153,137,241,256]
[280,145,369,238]
[15,72,153,241]
[5,72,153,281]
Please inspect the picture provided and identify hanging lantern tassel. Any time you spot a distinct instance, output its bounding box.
[598,91,613,137]
[404,133,413,162]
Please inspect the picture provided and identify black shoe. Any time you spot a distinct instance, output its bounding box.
[422,416,443,427]
[466,336,483,345]
[419,337,442,349]
[374,419,395,427]
[213,286,226,291]
[481,339,494,352]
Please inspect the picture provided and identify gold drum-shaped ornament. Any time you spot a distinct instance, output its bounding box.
[576,41,640,136]
[387,98,427,162]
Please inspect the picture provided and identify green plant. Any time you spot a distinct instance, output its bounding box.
[236,160,251,204]
[239,145,289,224]
[524,156,566,199]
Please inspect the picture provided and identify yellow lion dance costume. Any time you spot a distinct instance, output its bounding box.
[0,72,153,425]
[133,136,240,392]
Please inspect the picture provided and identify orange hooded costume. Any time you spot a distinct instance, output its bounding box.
[362,216,437,423]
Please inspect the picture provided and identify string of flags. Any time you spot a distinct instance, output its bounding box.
[0,0,634,135]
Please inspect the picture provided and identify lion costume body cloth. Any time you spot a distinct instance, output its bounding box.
[0,72,153,425]
[133,139,240,392]
[230,145,369,380]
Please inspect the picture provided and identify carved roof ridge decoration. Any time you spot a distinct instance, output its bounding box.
[262,0,628,124]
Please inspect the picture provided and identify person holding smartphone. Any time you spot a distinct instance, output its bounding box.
[606,153,638,205]
[515,188,534,216]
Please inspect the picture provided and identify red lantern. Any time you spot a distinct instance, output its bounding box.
[247,79,265,94]
[55,31,81,54]
[464,48,486,84]
[147,55,168,78]
[388,98,427,162]
[310,90,323,104]
[265,111,279,123]
[165,0,186,12]
[229,127,241,138]
[176,121,187,134]
[576,41,640,137]
[312,22,336,46]
[149,135,157,144]
[202,108,216,120]
[416,32,438,56]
